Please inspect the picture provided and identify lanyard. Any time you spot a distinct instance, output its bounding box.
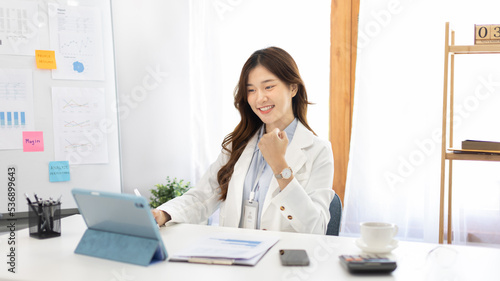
[249,160,266,203]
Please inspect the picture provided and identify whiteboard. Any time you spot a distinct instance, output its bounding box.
[0,0,121,213]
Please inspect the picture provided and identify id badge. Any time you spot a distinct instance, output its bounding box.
[242,200,259,229]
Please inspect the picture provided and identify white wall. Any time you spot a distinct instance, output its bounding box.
[112,0,193,196]
[111,0,331,199]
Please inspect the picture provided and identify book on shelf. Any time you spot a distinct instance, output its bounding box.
[450,149,500,155]
[461,140,500,152]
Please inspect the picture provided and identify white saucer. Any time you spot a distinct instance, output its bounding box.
[355,239,398,254]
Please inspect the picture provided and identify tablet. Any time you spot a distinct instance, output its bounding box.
[72,188,167,266]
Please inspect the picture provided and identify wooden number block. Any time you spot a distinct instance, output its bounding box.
[475,25,490,42]
[492,25,500,40]
[475,24,500,45]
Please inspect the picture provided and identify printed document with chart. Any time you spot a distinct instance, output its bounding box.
[51,87,108,164]
[48,3,105,80]
[170,233,279,266]
[0,69,35,150]
[0,0,40,55]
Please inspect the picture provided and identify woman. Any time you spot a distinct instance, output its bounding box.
[152,47,334,234]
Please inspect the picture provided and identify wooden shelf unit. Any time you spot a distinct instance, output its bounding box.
[445,152,500,161]
[439,22,500,244]
[449,45,500,54]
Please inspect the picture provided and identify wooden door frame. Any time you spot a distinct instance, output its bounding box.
[330,0,359,203]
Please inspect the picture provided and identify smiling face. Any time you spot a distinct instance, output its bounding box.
[246,65,297,132]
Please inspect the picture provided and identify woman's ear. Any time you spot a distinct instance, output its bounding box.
[291,84,298,97]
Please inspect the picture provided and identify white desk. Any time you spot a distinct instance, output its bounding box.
[1,214,500,280]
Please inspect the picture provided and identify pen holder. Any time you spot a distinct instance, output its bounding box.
[28,202,61,239]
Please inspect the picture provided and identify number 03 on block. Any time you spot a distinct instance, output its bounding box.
[475,24,500,44]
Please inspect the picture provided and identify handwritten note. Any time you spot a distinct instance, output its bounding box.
[35,50,57,69]
[23,131,44,152]
[49,161,70,182]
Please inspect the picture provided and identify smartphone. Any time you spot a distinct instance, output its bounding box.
[279,249,310,266]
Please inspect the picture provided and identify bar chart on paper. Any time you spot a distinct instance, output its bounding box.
[0,111,26,127]
[0,69,34,150]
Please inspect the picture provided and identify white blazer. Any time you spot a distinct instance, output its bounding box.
[159,122,334,234]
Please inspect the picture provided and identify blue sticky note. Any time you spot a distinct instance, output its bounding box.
[49,161,70,182]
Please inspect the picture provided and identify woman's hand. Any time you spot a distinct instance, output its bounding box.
[258,128,293,190]
[258,128,288,170]
[152,209,171,226]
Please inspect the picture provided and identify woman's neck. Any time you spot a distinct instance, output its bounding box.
[264,118,295,133]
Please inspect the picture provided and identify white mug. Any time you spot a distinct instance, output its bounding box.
[360,222,398,248]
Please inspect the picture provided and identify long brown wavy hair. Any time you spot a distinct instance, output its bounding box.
[217,46,315,201]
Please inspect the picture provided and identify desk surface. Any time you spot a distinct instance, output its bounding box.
[1,215,500,281]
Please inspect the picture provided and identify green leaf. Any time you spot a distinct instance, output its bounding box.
[148,176,192,208]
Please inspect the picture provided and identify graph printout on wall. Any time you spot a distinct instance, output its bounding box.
[48,3,105,81]
[51,87,108,165]
[0,69,35,150]
[0,0,39,56]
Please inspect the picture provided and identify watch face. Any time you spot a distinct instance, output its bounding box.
[282,168,292,179]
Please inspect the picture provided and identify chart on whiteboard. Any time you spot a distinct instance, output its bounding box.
[0,0,40,55]
[0,69,35,150]
[48,3,105,81]
[51,87,108,164]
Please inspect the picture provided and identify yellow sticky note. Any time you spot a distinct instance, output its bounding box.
[35,50,57,69]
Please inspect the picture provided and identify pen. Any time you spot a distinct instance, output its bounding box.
[134,189,160,229]
[24,193,40,214]
[134,188,141,197]
[26,193,45,234]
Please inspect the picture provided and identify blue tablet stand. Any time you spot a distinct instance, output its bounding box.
[75,228,164,266]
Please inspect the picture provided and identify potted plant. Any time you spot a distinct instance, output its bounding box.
[149,177,192,208]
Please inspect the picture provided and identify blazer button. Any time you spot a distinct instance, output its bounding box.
[287,215,293,220]
[280,206,285,211]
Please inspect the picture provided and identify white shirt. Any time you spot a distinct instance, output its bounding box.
[239,119,298,228]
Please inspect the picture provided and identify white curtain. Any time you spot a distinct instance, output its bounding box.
[343,0,500,246]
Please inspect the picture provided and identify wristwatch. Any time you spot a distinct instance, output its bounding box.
[275,167,293,180]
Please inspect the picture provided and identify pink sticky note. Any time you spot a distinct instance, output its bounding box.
[23,131,44,152]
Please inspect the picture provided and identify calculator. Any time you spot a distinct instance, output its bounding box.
[339,255,397,274]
